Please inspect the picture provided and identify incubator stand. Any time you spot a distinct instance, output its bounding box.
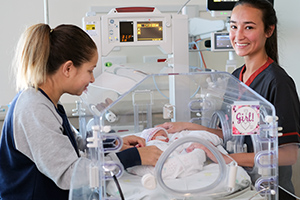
[69,72,279,200]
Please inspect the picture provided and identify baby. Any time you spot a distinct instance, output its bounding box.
[136,127,170,152]
[127,127,224,179]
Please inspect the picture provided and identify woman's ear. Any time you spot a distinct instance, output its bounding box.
[61,60,74,78]
[266,25,275,38]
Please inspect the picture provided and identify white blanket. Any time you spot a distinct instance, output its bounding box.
[127,130,225,179]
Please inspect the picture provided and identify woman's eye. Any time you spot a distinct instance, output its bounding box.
[230,25,237,29]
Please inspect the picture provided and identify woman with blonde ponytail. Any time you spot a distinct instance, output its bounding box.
[0,23,98,199]
[0,23,162,199]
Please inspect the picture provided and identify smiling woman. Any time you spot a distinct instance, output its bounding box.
[229,1,300,199]
[0,23,98,200]
[155,1,300,200]
[229,3,275,82]
[0,23,163,200]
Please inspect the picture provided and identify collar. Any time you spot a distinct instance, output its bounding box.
[239,57,274,86]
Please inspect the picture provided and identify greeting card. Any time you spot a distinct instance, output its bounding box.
[232,101,260,135]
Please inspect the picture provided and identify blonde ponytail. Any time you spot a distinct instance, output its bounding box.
[13,23,51,91]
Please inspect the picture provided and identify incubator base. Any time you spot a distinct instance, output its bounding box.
[106,163,262,200]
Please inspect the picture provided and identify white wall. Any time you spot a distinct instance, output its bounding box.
[0,1,44,106]
[276,0,300,89]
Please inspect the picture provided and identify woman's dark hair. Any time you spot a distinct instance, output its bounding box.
[234,0,278,63]
[48,24,97,74]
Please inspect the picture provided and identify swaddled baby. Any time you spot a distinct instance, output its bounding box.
[127,127,223,179]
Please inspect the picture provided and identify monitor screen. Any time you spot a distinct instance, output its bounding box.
[211,32,233,51]
[120,21,134,42]
[137,21,163,41]
[207,0,274,11]
[119,21,163,42]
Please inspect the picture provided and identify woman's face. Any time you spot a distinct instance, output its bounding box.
[70,51,98,96]
[229,4,269,58]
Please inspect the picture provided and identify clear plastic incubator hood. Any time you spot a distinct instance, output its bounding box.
[69,71,278,200]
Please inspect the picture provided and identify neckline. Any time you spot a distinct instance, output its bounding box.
[239,57,274,86]
[38,88,59,110]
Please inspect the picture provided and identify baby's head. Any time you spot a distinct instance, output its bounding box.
[141,127,169,142]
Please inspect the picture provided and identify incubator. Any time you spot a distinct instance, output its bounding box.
[69,71,279,200]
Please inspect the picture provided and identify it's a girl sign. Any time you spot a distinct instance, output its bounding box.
[232,102,260,135]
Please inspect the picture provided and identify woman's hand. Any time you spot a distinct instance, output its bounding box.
[137,145,163,166]
[122,136,162,166]
[121,135,146,151]
[186,143,232,164]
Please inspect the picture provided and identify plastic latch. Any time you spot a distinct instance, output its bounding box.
[142,173,157,190]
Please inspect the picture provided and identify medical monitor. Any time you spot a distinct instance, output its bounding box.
[119,21,163,43]
[207,0,239,11]
[137,21,163,41]
[94,7,178,56]
[211,32,233,51]
[207,0,274,11]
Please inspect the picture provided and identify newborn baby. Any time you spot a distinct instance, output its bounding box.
[127,127,223,179]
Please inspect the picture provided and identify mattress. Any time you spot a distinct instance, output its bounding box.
[106,163,255,200]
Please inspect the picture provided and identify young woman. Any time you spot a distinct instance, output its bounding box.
[0,23,162,200]
[158,0,300,199]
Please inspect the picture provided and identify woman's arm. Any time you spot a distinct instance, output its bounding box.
[229,145,298,167]
[278,144,298,166]
[186,142,255,167]
[187,142,299,168]
[137,145,162,166]
[156,122,224,139]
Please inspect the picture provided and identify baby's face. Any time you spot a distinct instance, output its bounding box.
[152,130,169,142]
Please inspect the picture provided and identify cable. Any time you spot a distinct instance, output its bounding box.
[190,85,201,99]
[278,185,300,200]
[177,0,192,14]
[248,186,269,200]
[189,41,204,70]
[152,75,169,100]
[113,174,125,200]
[195,39,207,69]
[248,184,300,200]
[190,39,208,70]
